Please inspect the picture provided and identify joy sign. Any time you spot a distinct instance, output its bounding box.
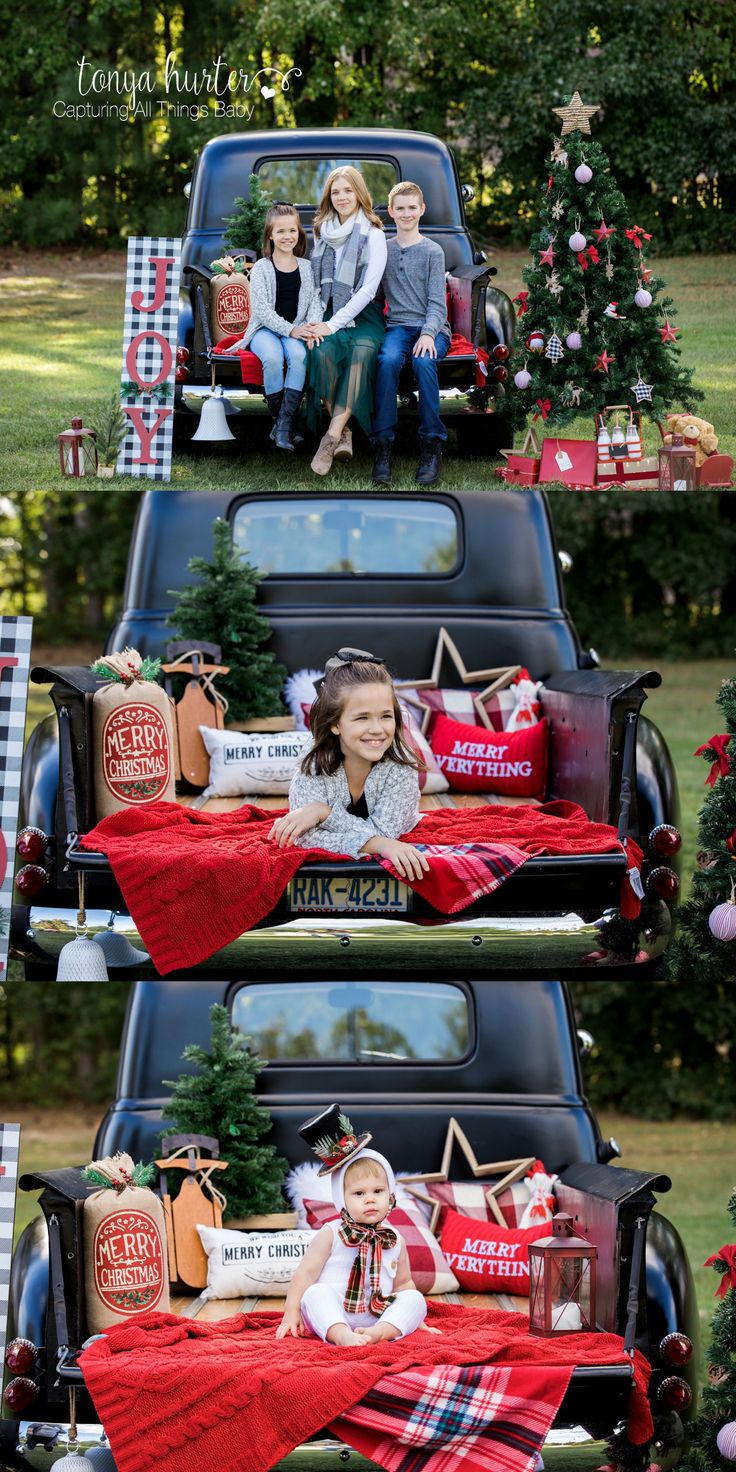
[117,237,182,480]
[0,617,33,979]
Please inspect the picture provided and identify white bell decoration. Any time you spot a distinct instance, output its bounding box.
[569,230,587,252]
[565,331,582,350]
[574,163,592,184]
[56,935,109,982]
[634,288,653,308]
[51,1455,91,1470]
[514,369,532,389]
[191,386,236,443]
[95,928,150,968]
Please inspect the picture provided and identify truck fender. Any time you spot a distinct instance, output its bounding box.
[645,1210,699,1409]
[19,714,58,837]
[7,1216,49,1350]
[484,287,516,352]
[636,714,680,856]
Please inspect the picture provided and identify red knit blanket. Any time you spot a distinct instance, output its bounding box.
[79,799,641,976]
[79,1305,652,1472]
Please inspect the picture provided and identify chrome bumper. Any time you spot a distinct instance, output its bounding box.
[16,902,671,973]
[181,384,495,418]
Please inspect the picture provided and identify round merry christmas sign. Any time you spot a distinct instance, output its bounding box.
[101,703,171,805]
[93,1209,166,1315]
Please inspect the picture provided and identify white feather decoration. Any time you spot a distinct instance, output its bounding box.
[283,669,324,730]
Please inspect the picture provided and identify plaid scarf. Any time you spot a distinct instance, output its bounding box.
[339,1208,397,1317]
[312,214,370,314]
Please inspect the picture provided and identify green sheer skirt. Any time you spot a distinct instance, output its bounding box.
[304,299,385,436]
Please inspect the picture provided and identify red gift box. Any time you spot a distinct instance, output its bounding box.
[538,437,598,487]
[596,455,659,489]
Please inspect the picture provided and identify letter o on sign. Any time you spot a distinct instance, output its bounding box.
[125,331,173,391]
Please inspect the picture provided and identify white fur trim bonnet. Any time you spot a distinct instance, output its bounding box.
[330,1147,396,1209]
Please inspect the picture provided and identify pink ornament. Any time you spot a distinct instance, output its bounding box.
[575,163,593,184]
[569,231,587,252]
[708,901,736,942]
[635,288,653,308]
[565,332,583,350]
[514,369,532,389]
[716,1422,736,1460]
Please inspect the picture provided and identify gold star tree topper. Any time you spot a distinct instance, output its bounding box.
[553,91,601,137]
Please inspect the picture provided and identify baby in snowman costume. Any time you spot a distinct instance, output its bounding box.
[277,1106,427,1345]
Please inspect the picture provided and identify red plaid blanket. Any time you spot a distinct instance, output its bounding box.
[79,800,640,976]
[79,1305,652,1472]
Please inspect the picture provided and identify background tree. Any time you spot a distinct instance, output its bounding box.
[677,1187,736,1472]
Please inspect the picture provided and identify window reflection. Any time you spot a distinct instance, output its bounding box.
[231,981,469,1062]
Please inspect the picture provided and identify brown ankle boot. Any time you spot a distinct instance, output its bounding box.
[311,432,339,476]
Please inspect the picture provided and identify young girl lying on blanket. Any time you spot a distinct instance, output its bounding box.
[269,648,430,882]
[277,1110,427,1346]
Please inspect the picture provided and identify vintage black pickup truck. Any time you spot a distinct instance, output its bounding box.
[175,128,516,454]
[4,978,698,1470]
[12,487,681,979]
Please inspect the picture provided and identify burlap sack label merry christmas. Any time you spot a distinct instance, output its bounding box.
[210,257,251,343]
[83,1154,170,1332]
[92,649,176,817]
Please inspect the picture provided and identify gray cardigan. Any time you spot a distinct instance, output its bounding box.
[234,257,324,349]
[289,755,422,859]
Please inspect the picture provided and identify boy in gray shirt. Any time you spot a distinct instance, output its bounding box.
[371,182,451,486]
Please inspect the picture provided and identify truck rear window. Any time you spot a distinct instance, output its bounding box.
[255,158,398,209]
[232,498,459,575]
[231,981,469,1062]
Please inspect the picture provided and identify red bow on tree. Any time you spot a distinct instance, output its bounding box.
[704,1243,736,1298]
[577,246,600,271]
[514,291,530,316]
[626,226,653,248]
[694,733,732,787]
[726,828,736,856]
[534,399,552,421]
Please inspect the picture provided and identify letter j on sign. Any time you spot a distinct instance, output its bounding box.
[118,237,182,481]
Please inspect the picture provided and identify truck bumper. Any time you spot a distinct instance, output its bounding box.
[14,901,671,973]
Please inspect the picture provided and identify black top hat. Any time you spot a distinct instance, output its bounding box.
[298,1104,372,1177]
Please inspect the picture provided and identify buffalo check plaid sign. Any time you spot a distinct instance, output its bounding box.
[0,617,33,979]
[117,237,182,482]
[0,1123,20,1372]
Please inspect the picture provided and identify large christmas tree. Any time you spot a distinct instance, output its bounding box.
[677,1188,736,1472]
[508,91,703,431]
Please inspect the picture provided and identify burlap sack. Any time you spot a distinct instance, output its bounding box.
[211,270,251,343]
[83,1159,170,1332]
[92,653,176,818]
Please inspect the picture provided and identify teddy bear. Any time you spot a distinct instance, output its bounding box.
[662,412,718,466]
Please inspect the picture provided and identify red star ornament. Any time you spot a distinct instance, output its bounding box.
[640,267,652,284]
[660,320,680,344]
[594,349,616,373]
[539,242,555,268]
[594,219,616,243]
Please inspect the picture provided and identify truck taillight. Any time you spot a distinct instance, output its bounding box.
[176,346,190,364]
[14,864,48,898]
[3,1377,38,1412]
[647,867,680,901]
[657,1376,692,1411]
[15,826,48,862]
[649,824,682,859]
[660,1332,693,1366]
[4,1338,36,1375]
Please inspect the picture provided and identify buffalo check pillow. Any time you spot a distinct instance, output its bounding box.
[405,1179,533,1232]
[304,1198,459,1296]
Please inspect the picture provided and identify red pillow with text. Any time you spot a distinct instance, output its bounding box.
[304,1198,459,1295]
[429,713,548,798]
[440,1209,551,1294]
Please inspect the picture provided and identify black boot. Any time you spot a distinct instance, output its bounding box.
[415,437,443,485]
[273,388,303,451]
[372,438,393,485]
[265,391,283,443]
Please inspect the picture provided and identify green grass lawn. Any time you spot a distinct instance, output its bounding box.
[1,250,733,491]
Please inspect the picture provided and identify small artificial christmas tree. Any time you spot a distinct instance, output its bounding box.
[508,90,703,432]
[666,673,736,988]
[222,173,272,256]
[677,1187,736,1472]
[167,517,286,722]
[163,1004,288,1220]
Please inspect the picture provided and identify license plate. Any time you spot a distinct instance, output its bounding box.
[288,872,409,914]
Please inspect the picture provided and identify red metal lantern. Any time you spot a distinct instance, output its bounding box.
[57,416,98,477]
[528,1214,597,1335]
[658,433,696,493]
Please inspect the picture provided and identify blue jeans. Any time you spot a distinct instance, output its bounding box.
[371,326,450,443]
[250,328,307,394]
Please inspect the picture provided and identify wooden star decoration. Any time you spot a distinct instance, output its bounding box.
[552,90,600,137]
[594,349,616,373]
[401,1118,535,1232]
[660,320,680,344]
[395,628,521,732]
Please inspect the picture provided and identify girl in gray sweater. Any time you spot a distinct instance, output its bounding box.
[269,651,429,881]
